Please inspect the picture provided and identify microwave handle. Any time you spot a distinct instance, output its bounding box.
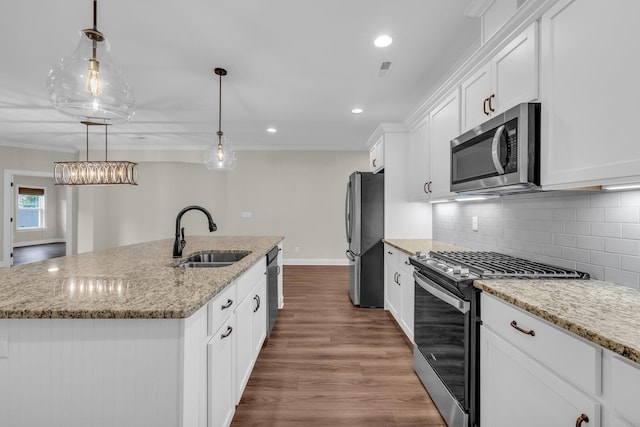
[491,124,506,175]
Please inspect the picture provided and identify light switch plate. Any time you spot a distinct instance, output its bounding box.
[472,216,478,231]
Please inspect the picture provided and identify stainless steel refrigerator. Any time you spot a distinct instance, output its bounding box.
[345,171,384,307]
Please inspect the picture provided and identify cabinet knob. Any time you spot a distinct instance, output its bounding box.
[575,414,589,427]
[488,94,496,112]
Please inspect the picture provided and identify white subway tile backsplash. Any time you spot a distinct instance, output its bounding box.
[590,251,621,269]
[604,238,639,256]
[565,222,590,235]
[604,268,639,289]
[605,207,640,223]
[576,236,605,251]
[622,224,640,240]
[576,208,604,222]
[433,189,640,289]
[591,223,622,238]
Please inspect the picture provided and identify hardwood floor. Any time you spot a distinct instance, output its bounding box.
[232,265,446,426]
[12,242,66,265]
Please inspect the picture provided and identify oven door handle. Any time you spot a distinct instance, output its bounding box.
[414,271,470,314]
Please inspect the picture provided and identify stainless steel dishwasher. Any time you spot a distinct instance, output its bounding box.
[266,246,280,337]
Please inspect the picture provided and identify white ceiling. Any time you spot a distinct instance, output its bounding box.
[0,0,480,153]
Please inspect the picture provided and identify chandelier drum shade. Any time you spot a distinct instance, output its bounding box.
[204,68,237,171]
[54,122,138,186]
[47,0,135,124]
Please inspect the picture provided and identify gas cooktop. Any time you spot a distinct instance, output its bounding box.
[410,250,590,282]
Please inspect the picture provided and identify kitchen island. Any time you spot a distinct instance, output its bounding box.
[0,235,283,427]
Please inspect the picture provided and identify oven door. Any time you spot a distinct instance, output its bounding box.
[414,270,470,422]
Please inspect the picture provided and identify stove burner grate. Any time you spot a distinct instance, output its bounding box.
[429,251,590,279]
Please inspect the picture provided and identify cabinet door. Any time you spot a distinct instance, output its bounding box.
[234,293,254,404]
[370,138,384,173]
[492,22,538,115]
[408,116,431,202]
[481,326,600,427]
[252,276,267,356]
[398,262,415,342]
[384,252,401,319]
[460,63,491,132]
[208,319,236,427]
[429,89,460,200]
[540,0,640,189]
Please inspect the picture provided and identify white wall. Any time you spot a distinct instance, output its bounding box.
[77,151,369,261]
[433,190,640,290]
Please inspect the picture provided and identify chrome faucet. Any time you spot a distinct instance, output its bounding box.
[173,205,217,258]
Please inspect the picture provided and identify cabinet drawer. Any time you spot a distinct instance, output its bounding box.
[610,355,640,424]
[384,245,411,268]
[236,258,267,303]
[481,293,600,395]
[208,283,237,336]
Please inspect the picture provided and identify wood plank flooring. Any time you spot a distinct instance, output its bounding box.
[12,242,66,265]
[232,265,446,426]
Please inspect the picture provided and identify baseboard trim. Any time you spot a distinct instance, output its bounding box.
[13,239,66,248]
[283,258,348,266]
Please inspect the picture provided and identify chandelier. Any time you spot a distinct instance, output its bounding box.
[204,68,237,171]
[47,0,135,123]
[54,122,138,186]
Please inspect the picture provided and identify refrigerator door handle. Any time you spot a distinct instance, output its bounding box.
[345,181,351,243]
[346,250,355,262]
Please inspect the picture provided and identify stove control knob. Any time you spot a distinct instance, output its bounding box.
[460,268,470,277]
[452,265,461,274]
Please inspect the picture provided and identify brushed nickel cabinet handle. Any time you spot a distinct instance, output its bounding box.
[575,414,589,427]
[510,320,535,336]
[221,299,233,310]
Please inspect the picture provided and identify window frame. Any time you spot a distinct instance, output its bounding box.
[16,186,46,231]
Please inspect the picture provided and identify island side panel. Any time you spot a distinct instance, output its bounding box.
[0,317,183,427]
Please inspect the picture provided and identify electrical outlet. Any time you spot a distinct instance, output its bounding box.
[241,211,252,218]
[472,216,478,231]
[295,246,300,253]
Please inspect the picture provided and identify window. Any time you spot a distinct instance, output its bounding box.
[17,187,45,230]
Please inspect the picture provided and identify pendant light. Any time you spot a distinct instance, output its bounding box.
[54,122,138,186]
[204,68,237,171]
[47,0,135,124]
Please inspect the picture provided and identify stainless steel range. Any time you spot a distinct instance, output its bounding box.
[409,251,589,427]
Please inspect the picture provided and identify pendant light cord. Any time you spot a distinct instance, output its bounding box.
[217,71,223,144]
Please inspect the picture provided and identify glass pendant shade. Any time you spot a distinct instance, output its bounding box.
[204,135,237,171]
[47,29,136,123]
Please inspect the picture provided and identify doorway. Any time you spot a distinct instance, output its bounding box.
[2,170,74,267]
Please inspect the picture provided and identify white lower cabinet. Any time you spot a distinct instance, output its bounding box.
[383,243,414,342]
[608,353,640,427]
[480,293,601,427]
[208,318,236,427]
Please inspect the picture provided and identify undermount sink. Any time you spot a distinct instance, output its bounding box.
[175,251,251,268]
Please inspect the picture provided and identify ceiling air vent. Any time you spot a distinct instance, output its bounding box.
[377,61,392,77]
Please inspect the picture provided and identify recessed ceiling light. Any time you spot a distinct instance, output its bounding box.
[374,35,393,48]
[351,108,363,114]
[267,127,277,133]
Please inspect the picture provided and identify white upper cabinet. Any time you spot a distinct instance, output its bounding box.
[429,88,460,200]
[540,0,640,189]
[461,22,538,132]
[369,137,384,173]
[408,116,431,202]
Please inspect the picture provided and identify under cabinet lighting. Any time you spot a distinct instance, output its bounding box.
[429,199,452,204]
[351,108,363,114]
[602,183,640,191]
[454,196,487,202]
[267,127,277,133]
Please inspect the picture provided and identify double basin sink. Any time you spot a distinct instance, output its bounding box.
[175,251,251,268]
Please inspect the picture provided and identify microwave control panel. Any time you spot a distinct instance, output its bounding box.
[503,119,518,173]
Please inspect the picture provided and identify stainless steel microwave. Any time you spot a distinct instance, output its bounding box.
[450,102,540,195]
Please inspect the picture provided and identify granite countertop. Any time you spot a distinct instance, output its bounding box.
[0,235,283,319]
[383,239,471,255]
[475,279,640,364]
